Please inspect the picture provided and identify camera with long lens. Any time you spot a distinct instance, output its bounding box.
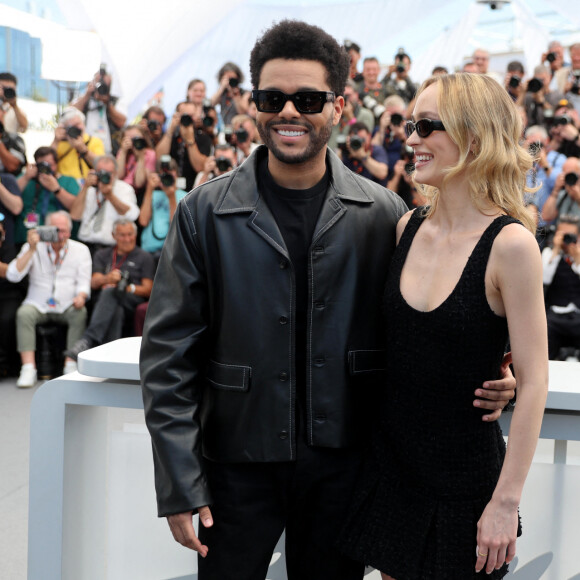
[362,95,386,119]
[116,270,131,293]
[131,137,147,150]
[147,119,160,133]
[180,114,194,127]
[36,161,54,176]
[2,87,16,100]
[508,75,521,89]
[66,126,82,139]
[563,233,578,245]
[564,172,579,187]
[37,225,59,243]
[96,170,112,184]
[349,135,365,152]
[216,157,233,173]
[94,63,109,96]
[527,78,544,93]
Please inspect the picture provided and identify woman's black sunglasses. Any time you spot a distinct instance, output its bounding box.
[404,119,446,139]
[251,90,335,114]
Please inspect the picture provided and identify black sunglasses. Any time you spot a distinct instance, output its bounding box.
[251,90,335,114]
[405,119,446,139]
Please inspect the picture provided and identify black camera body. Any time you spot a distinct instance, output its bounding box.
[147,119,160,133]
[228,77,240,88]
[202,99,215,126]
[527,78,544,93]
[216,157,233,173]
[96,170,112,184]
[159,154,172,173]
[390,113,404,127]
[546,52,557,63]
[234,128,249,144]
[553,115,571,126]
[563,233,578,245]
[508,75,521,89]
[180,114,194,127]
[160,173,175,187]
[396,63,406,73]
[66,126,83,139]
[570,71,580,95]
[37,225,59,243]
[132,137,147,150]
[37,161,54,176]
[564,172,579,187]
[116,270,131,293]
[349,135,365,151]
[2,87,16,100]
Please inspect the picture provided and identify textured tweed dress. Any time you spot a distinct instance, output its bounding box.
[339,210,521,579]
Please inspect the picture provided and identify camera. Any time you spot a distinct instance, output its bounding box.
[2,87,16,100]
[160,173,175,187]
[396,63,406,73]
[362,95,386,119]
[546,52,557,63]
[160,154,172,172]
[202,99,215,127]
[527,78,544,93]
[234,128,249,144]
[508,75,521,89]
[36,161,54,176]
[0,120,3,136]
[228,77,240,88]
[66,126,82,139]
[390,113,403,127]
[180,114,194,127]
[37,225,59,243]
[94,63,109,96]
[570,71,580,95]
[564,172,578,186]
[563,233,578,245]
[147,119,160,132]
[116,270,130,293]
[553,115,571,126]
[96,170,112,184]
[131,137,147,150]
[224,126,234,144]
[336,134,348,153]
[349,135,365,152]
[216,157,233,172]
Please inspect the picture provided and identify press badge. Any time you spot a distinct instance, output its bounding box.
[25,213,40,228]
[47,297,58,308]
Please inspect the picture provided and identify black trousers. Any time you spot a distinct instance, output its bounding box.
[547,309,580,359]
[198,429,365,580]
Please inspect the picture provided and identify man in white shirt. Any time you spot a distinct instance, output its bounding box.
[7,211,92,387]
[0,72,28,133]
[69,154,140,255]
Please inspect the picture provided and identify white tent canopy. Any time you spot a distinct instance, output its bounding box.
[54,0,580,120]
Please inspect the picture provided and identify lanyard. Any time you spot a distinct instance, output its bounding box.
[111,247,129,271]
[46,243,68,306]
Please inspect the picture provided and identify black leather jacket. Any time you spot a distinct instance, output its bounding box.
[140,146,407,516]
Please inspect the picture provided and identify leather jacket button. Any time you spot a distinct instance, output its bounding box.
[279,371,288,381]
[279,316,288,325]
[279,260,288,269]
[313,246,324,255]
[314,357,325,367]
[314,302,325,310]
[279,431,288,440]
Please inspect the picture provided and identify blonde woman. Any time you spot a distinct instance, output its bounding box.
[340,73,548,579]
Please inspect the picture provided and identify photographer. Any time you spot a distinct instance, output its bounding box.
[0,107,26,176]
[139,106,166,148]
[0,72,28,133]
[382,51,417,106]
[541,156,580,224]
[210,62,250,126]
[504,60,526,104]
[542,215,580,359]
[51,107,105,180]
[116,125,156,194]
[155,101,212,191]
[542,41,565,90]
[139,157,188,257]
[523,65,564,128]
[340,121,388,186]
[344,40,363,84]
[64,218,154,361]
[227,114,259,164]
[6,211,91,387]
[69,155,139,254]
[371,95,407,175]
[386,145,418,209]
[72,65,127,155]
[554,43,580,114]
[193,144,237,188]
[15,147,80,245]
[356,57,387,106]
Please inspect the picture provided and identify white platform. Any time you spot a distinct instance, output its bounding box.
[27,339,580,579]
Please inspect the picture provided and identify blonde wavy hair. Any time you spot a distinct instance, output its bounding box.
[413,73,536,233]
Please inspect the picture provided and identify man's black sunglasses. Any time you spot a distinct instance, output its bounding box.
[404,119,446,139]
[251,90,335,114]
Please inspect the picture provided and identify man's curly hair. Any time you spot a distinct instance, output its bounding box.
[250,20,350,96]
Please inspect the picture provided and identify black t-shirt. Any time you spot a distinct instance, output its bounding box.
[257,155,329,407]
[170,129,213,192]
[93,245,156,285]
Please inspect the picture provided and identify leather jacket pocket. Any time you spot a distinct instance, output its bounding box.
[347,349,387,375]
[206,360,252,391]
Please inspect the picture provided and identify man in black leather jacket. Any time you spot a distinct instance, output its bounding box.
[140,20,516,580]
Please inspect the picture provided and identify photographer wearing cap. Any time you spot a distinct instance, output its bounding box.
[139,157,188,257]
[15,147,80,245]
[382,51,417,106]
[542,215,580,359]
[72,65,127,155]
[6,211,91,387]
[340,121,388,186]
[51,107,105,180]
[0,72,28,133]
[69,154,139,254]
[156,101,212,191]
[210,62,250,126]
[140,106,166,148]
[65,218,154,361]
[193,144,238,188]
[542,156,580,224]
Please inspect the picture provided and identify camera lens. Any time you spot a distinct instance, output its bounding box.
[390,113,403,127]
[349,136,364,151]
[509,75,521,89]
[180,114,194,127]
[97,170,112,184]
[234,128,249,143]
[228,77,239,88]
[563,233,578,245]
[564,172,579,186]
[160,173,175,187]
[147,120,160,132]
[3,87,16,99]
[527,78,543,93]
[546,52,556,63]
[216,157,233,172]
[132,137,147,150]
[66,126,82,139]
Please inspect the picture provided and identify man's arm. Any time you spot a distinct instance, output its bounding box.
[0,139,22,174]
[0,178,23,216]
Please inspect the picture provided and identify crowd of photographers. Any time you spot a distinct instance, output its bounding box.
[1,39,580,384]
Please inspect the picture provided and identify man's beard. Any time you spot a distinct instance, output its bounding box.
[257,116,333,165]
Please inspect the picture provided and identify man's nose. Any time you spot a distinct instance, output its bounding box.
[278,98,300,119]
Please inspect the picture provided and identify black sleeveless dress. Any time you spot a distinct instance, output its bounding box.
[339,209,522,579]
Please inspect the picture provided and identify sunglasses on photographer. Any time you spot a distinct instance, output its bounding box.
[251,90,335,114]
[404,119,446,139]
